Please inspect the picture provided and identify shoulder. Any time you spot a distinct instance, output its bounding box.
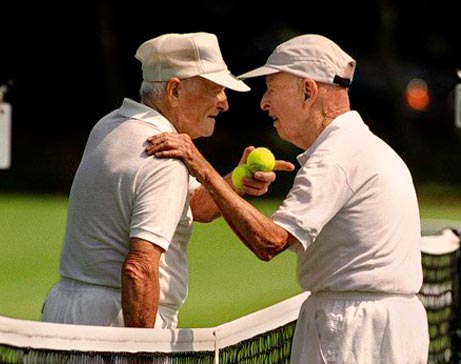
[138,156,189,182]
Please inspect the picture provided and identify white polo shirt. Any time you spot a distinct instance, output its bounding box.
[272,111,423,294]
[59,98,197,309]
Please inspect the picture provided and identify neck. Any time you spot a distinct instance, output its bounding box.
[141,96,159,112]
[319,86,350,124]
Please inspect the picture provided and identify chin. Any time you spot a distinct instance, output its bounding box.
[195,129,214,139]
[203,123,215,137]
[275,127,285,140]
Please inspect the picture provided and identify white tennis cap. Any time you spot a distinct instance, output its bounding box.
[238,34,356,87]
[135,32,250,92]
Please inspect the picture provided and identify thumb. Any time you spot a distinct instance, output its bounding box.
[238,146,255,164]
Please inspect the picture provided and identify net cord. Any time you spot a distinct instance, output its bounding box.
[0,292,310,355]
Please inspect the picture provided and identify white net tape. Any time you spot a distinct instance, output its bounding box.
[0,292,310,356]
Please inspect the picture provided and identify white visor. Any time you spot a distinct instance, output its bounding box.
[200,70,250,92]
[238,66,280,80]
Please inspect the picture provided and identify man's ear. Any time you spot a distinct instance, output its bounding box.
[166,78,181,100]
[303,78,318,102]
[303,80,310,101]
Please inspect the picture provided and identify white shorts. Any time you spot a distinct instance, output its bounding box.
[41,278,178,328]
[290,292,429,364]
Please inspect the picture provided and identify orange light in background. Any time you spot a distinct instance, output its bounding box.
[405,78,430,111]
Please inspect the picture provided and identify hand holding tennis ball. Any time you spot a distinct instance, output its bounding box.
[231,147,276,190]
[247,147,276,173]
[231,164,253,190]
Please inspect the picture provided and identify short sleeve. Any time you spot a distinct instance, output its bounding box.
[130,159,190,251]
[272,161,353,250]
[188,176,201,195]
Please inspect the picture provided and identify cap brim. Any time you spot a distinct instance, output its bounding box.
[200,70,250,92]
[237,66,280,79]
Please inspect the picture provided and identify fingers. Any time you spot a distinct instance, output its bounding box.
[146,132,192,146]
[274,160,296,172]
[241,171,274,197]
[145,133,172,155]
[242,184,269,197]
[240,176,269,196]
[146,133,164,143]
[145,132,193,156]
[146,132,171,145]
[250,160,295,185]
[244,160,295,197]
[237,146,295,173]
[252,170,276,183]
[251,160,295,177]
[238,146,255,164]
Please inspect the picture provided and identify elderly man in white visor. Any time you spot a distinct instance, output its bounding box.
[41,32,292,329]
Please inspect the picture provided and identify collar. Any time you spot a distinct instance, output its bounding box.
[118,98,178,133]
[296,110,364,165]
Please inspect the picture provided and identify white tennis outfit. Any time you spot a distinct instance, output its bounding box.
[42,98,200,328]
[272,111,429,363]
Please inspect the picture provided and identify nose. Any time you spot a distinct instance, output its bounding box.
[260,92,270,111]
[217,90,229,112]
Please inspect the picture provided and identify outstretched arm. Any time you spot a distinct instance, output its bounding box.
[145,133,298,261]
[189,146,285,223]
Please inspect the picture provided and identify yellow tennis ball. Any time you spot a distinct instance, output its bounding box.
[247,147,275,173]
[231,164,253,190]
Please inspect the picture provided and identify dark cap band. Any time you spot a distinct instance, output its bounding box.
[333,75,351,87]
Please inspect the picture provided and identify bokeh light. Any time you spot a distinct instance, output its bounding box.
[405,78,430,111]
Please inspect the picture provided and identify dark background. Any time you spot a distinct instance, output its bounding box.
[1,0,460,196]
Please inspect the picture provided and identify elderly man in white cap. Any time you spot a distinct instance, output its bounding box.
[41,32,293,329]
[145,34,430,363]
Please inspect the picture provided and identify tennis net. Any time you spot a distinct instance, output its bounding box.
[419,220,461,364]
[0,291,309,364]
[0,219,460,364]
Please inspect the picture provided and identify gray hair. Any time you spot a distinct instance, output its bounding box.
[139,80,167,99]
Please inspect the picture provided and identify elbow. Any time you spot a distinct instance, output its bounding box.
[192,209,221,223]
[255,251,276,262]
[251,225,290,262]
[252,239,287,262]
[122,258,154,282]
[193,213,217,224]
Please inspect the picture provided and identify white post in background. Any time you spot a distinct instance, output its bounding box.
[455,70,461,129]
[455,84,461,129]
[0,84,12,169]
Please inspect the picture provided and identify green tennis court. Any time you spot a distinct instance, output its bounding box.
[0,184,460,328]
[0,194,301,327]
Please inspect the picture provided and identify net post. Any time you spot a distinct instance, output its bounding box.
[453,242,461,363]
[455,83,461,129]
[214,330,219,364]
[0,84,12,170]
[456,69,461,129]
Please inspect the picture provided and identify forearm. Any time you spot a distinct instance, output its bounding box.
[191,174,243,223]
[121,257,160,327]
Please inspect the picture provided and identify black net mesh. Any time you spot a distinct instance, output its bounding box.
[419,248,460,364]
[0,345,215,364]
[219,321,296,364]
[0,323,297,364]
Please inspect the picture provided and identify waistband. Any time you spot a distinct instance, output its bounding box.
[309,291,417,301]
[59,277,120,292]
[58,277,180,311]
